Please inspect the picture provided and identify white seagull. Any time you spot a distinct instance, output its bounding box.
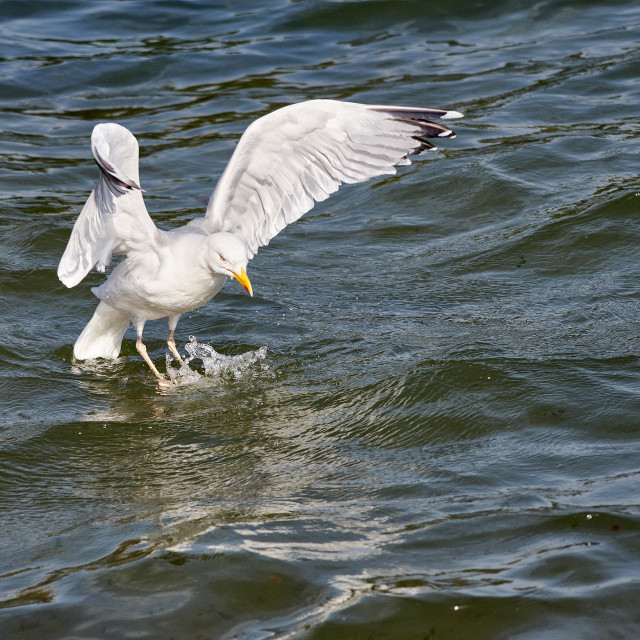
[58,99,462,385]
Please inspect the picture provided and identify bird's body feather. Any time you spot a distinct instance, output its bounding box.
[93,231,227,323]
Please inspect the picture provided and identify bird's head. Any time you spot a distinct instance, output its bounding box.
[206,232,253,296]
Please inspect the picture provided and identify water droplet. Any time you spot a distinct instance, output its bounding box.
[164,337,270,385]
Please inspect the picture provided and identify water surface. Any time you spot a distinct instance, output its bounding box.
[1,1,640,638]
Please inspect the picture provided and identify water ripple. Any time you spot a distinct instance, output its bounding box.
[2,0,640,637]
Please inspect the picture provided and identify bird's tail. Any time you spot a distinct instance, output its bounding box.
[73,301,130,360]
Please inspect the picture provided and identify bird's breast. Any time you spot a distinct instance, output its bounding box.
[93,244,227,319]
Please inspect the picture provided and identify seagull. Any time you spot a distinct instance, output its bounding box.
[58,99,462,385]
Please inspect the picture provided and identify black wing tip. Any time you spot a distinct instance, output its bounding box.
[411,136,438,153]
[95,158,142,193]
[402,119,457,142]
[369,104,462,142]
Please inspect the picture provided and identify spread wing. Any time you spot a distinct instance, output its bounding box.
[198,99,462,258]
[58,123,158,288]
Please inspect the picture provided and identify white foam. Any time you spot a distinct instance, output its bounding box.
[165,336,269,384]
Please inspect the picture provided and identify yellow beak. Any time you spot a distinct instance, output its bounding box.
[232,268,253,297]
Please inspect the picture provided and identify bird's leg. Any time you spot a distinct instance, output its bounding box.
[167,329,184,365]
[136,335,168,383]
[167,315,184,365]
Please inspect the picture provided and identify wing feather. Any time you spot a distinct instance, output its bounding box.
[58,123,158,288]
[201,100,461,257]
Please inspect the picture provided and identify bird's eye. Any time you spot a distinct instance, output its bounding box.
[218,254,226,262]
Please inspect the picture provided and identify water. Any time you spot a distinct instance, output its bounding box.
[1,0,640,637]
[165,337,270,384]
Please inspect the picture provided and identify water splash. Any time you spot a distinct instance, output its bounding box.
[166,336,269,384]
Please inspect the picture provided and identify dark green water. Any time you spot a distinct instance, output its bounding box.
[1,1,640,638]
